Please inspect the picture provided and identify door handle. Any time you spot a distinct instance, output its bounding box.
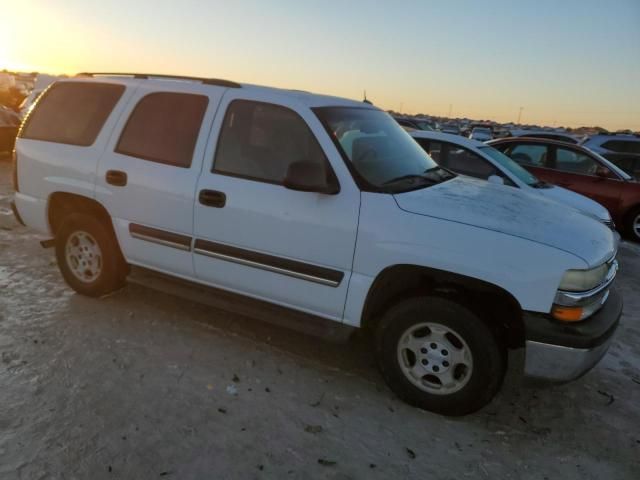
[106,170,127,187]
[199,189,226,208]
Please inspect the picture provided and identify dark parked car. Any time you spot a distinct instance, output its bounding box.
[517,132,579,144]
[600,152,640,180]
[0,106,20,152]
[392,116,435,131]
[489,137,640,241]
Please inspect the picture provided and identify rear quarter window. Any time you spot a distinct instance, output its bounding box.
[20,82,125,146]
[601,140,640,154]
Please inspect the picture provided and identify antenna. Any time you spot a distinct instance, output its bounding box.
[363,90,372,105]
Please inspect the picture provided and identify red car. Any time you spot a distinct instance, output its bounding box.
[489,137,640,241]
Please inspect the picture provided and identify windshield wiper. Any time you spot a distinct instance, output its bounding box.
[382,167,454,187]
[382,174,434,186]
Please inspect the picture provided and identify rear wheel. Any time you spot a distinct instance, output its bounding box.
[55,213,126,297]
[625,206,640,242]
[375,296,506,416]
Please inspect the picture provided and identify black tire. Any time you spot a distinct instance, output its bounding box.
[624,206,640,242]
[375,296,506,416]
[55,213,126,297]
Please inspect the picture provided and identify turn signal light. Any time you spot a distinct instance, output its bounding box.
[551,305,584,322]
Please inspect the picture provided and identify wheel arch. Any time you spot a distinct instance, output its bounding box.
[361,264,525,349]
[47,192,113,237]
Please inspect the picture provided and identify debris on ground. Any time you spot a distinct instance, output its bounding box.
[304,425,323,434]
[226,384,238,396]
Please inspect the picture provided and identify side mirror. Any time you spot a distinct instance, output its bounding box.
[595,166,609,179]
[488,174,505,185]
[283,161,339,194]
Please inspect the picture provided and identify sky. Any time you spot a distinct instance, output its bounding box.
[1,0,638,130]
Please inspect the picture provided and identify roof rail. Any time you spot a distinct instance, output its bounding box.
[76,72,241,88]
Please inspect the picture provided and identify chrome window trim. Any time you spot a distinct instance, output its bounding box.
[130,231,191,251]
[193,248,340,287]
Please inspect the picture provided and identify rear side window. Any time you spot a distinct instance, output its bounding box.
[213,100,329,184]
[601,140,640,154]
[20,82,124,146]
[116,92,208,168]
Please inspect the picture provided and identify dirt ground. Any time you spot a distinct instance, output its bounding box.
[1,158,639,480]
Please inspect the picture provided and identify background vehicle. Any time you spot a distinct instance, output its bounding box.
[581,133,640,156]
[0,106,20,152]
[17,74,62,118]
[510,130,580,144]
[12,74,621,416]
[600,152,640,180]
[392,116,436,131]
[490,137,640,241]
[468,127,493,142]
[441,123,461,135]
[411,131,613,227]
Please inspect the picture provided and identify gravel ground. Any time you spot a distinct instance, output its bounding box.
[1,158,639,479]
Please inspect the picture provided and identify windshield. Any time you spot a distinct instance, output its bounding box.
[479,146,540,186]
[315,107,453,191]
[589,150,633,181]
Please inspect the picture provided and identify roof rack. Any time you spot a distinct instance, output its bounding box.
[76,72,241,88]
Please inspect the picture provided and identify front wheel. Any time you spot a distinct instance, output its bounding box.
[625,206,640,242]
[375,296,506,416]
[55,213,126,297]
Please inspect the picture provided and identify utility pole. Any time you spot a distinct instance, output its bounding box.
[399,102,403,114]
[517,106,524,124]
[448,104,453,118]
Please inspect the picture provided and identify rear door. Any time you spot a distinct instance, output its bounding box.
[549,145,622,213]
[96,82,225,276]
[193,95,360,320]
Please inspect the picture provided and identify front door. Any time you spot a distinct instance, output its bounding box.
[193,98,360,320]
[549,146,622,214]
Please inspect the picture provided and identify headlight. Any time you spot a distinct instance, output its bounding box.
[552,260,617,322]
[558,263,609,292]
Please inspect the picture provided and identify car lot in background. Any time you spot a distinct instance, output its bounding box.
[581,133,640,156]
[601,152,640,180]
[489,137,640,241]
[410,131,613,227]
[468,127,493,142]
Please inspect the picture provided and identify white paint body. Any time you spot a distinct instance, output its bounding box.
[14,77,618,328]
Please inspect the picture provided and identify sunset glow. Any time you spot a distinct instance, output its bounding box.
[2,0,639,130]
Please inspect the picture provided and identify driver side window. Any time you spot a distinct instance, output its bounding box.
[213,100,330,185]
[554,147,602,176]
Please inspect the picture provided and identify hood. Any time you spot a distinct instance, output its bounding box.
[394,176,616,267]
[536,185,610,222]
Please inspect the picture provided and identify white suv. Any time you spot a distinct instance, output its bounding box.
[11,74,622,415]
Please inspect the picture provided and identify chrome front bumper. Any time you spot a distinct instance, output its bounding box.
[524,338,612,382]
[523,288,622,383]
